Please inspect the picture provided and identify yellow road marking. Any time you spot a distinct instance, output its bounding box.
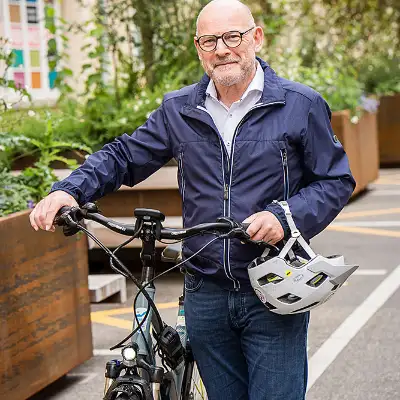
[93,301,179,317]
[91,301,179,330]
[327,225,400,238]
[91,314,132,330]
[336,208,400,220]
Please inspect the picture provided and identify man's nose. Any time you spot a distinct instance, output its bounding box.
[214,37,231,56]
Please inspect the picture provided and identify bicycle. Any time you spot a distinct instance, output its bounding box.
[54,203,258,400]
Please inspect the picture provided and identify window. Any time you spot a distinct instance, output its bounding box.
[0,0,60,102]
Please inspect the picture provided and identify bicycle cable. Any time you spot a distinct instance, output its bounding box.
[112,232,230,351]
[108,220,156,363]
[62,214,239,360]
[109,224,144,278]
[72,223,163,361]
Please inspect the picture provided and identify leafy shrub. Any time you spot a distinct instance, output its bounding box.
[0,108,89,168]
[0,113,91,216]
[358,56,400,96]
[0,169,37,217]
[80,79,181,149]
[272,53,364,114]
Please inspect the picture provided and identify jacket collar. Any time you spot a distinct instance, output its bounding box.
[185,56,286,109]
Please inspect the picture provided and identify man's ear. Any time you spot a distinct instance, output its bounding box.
[254,26,264,52]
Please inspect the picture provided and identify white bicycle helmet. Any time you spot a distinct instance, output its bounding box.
[248,201,358,314]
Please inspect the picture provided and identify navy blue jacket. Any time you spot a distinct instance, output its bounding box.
[52,58,355,289]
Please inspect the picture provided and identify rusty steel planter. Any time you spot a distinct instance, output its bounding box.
[377,94,400,166]
[331,110,379,195]
[0,210,93,400]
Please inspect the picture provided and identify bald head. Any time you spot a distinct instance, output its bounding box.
[196,0,255,36]
[194,0,263,90]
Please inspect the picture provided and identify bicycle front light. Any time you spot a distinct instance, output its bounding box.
[122,345,137,366]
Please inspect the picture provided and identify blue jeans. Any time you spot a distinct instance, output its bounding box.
[184,273,309,400]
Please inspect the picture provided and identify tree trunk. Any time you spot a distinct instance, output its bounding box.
[132,0,156,90]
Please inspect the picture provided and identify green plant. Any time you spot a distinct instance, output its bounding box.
[1,112,92,167]
[298,63,364,114]
[272,51,364,115]
[81,78,181,148]
[359,56,400,96]
[0,169,37,217]
[0,112,92,216]
[0,108,90,168]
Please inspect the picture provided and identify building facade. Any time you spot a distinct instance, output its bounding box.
[0,0,94,104]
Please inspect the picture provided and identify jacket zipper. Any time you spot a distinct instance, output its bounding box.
[224,184,229,200]
[197,105,237,287]
[227,101,286,290]
[280,147,289,201]
[198,101,285,290]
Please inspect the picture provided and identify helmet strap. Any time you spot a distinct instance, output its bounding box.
[272,200,316,260]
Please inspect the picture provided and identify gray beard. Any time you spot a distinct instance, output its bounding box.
[202,57,255,87]
[211,70,245,86]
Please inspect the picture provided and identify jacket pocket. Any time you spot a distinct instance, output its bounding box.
[279,144,289,201]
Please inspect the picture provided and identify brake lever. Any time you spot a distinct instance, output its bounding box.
[226,221,279,250]
[54,205,86,236]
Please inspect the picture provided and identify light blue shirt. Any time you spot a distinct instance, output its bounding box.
[205,60,264,155]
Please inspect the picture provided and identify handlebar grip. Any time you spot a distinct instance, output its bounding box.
[54,206,73,226]
[241,222,250,231]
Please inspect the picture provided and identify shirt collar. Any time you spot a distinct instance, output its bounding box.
[206,60,264,102]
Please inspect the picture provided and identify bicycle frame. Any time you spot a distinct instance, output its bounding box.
[102,212,196,400]
[131,281,187,399]
[132,282,189,399]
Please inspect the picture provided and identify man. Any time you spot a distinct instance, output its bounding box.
[30,0,355,399]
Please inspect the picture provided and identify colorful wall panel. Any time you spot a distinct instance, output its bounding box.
[2,0,60,95]
[14,72,25,88]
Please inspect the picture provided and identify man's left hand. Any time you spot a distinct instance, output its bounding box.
[242,211,284,245]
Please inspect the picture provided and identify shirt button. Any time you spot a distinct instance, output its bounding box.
[229,114,232,118]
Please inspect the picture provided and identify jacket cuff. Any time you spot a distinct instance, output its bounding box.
[50,181,85,205]
[265,202,290,240]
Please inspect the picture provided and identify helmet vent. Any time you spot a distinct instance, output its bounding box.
[306,273,328,287]
[265,301,277,310]
[277,293,301,304]
[249,256,272,269]
[258,273,284,286]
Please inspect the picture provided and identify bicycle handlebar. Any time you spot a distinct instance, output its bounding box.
[53,203,268,356]
[54,203,253,243]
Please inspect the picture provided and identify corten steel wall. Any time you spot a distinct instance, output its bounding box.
[0,210,92,400]
[331,110,379,195]
[378,94,400,166]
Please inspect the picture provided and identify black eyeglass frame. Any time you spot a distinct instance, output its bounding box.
[195,26,255,52]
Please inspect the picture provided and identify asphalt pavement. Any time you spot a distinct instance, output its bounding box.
[28,169,400,400]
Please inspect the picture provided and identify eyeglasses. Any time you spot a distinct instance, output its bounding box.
[196,27,255,52]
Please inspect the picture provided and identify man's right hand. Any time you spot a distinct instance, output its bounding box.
[29,191,79,232]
